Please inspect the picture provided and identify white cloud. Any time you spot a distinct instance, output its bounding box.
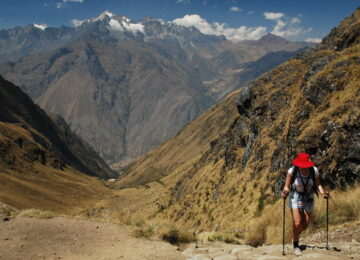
[290,17,301,24]
[230,6,242,12]
[247,11,254,15]
[263,12,284,20]
[263,11,312,39]
[57,0,84,8]
[304,38,322,43]
[173,14,267,41]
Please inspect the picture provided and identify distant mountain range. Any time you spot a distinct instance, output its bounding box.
[0,11,312,168]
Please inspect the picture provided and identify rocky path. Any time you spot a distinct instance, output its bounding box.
[182,223,360,260]
[181,241,360,260]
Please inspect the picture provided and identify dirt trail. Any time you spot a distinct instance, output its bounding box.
[1,216,360,260]
[0,216,184,260]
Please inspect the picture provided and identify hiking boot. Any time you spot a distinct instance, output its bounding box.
[294,247,302,256]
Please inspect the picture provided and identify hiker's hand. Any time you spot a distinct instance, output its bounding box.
[281,190,289,199]
[322,192,330,199]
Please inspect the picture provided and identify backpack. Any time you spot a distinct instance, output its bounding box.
[291,166,319,197]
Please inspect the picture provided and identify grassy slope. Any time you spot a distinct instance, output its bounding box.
[0,121,110,215]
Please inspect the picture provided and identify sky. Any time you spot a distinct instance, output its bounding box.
[0,0,359,42]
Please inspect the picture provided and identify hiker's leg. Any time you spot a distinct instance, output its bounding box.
[291,208,302,242]
[299,210,306,231]
[301,211,312,231]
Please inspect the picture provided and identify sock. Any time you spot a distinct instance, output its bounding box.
[293,241,299,248]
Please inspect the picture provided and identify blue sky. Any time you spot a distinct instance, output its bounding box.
[0,0,359,42]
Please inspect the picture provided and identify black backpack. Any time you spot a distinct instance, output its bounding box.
[291,166,318,196]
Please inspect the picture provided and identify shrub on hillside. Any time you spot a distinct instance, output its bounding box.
[162,228,196,244]
[134,226,154,239]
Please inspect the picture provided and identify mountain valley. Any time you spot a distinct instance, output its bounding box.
[0,12,310,167]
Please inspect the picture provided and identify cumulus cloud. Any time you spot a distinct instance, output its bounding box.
[263,12,284,20]
[304,38,322,43]
[263,11,312,39]
[173,14,267,41]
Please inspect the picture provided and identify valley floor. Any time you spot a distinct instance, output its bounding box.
[1,215,360,260]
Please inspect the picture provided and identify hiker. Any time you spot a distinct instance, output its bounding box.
[281,153,330,256]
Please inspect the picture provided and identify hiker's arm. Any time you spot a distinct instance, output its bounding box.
[281,173,292,198]
[315,176,330,198]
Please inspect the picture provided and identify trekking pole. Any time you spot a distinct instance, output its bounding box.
[326,196,329,250]
[282,197,286,255]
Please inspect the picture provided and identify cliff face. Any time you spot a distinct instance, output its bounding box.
[114,8,360,233]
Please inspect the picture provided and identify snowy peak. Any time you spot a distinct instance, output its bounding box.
[33,23,47,31]
[77,10,145,35]
[108,16,144,34]
[92,10,114,22]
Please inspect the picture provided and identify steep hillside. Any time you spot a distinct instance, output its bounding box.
[0,75,116,179]
[0,12,310,167]
[113,7,360,240]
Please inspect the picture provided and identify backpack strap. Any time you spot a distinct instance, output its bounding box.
[291,166,318,196]
[290,167,298,191]
[310,167,319,197]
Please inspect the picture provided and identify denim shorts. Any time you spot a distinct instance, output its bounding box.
[289,191,314,212]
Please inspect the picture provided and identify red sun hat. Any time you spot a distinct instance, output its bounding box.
[292,153,314,168]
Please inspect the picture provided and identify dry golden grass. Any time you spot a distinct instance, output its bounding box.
[17,208,57,219]
[245,184,360,246]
